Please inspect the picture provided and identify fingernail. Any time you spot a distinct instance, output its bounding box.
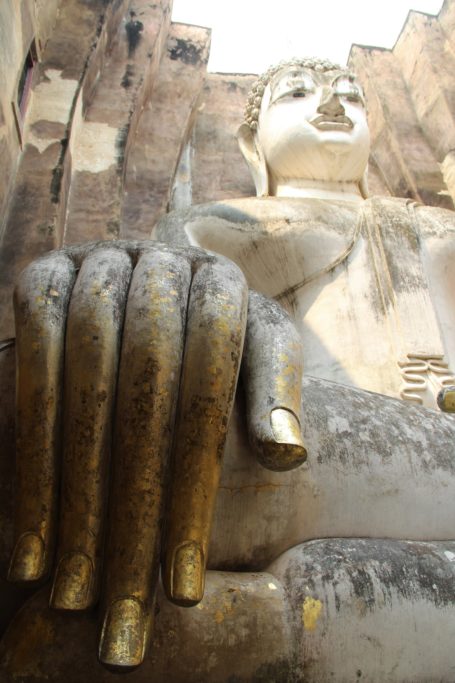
[258,409,307,471]
[170,541,204,606]
[271,408,303,445]
[50,552,94,610]
[8,532,45,582]
[437,386,455,413]
[99,597,147,670]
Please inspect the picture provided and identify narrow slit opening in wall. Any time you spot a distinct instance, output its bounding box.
[12,39,39,146]
[17,41,38,117]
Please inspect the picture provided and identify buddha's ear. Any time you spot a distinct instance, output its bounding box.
[236,123,269,197]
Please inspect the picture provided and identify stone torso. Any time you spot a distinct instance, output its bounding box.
[154,196,455,570]
[155,196,455,408]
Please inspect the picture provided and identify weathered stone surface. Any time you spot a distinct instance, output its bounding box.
[394,11,455,163]
[121,22,211,239]
[64,0,173,245]
[0,0,59,233]
[271,538,455,682]
[2,536,455,681]
[0,571,297,683]
[210,371,455,569]
[440,0,455,40]
[191,74,256,204]
[0,0,128,339]
[347,3,455,209]
[349,45,452,209]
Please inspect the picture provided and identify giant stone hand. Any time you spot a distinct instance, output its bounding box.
[8,240,306,669]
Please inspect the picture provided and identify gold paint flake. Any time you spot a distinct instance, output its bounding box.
[302,596,323,631]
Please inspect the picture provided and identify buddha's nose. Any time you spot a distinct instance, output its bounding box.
[317,88,345,116]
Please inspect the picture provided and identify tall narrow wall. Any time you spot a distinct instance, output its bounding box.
[349,0,455,210]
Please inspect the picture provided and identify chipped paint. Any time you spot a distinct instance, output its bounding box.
[302,596,323,631]
[72,120,119,173]
[327,415,350,434]
[24,69,78,153]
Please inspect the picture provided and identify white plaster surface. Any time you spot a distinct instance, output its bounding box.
[72,120,118,173]
[24,69,78,153]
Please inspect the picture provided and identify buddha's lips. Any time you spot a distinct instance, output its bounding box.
[310,115,353,130]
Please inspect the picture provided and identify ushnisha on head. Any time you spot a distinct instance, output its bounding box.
[237,57,370,199]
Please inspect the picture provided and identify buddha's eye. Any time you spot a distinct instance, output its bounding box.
[333,78,365,106]
[293,90,306,98]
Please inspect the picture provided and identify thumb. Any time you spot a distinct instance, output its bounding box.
[242,290,307,471]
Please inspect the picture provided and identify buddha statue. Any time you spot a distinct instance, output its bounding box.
[2,58,455,682]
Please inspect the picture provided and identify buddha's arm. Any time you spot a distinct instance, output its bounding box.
[8,239,306,670]
[415,204,455,411]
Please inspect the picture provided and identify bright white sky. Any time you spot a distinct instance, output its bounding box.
[171,0,444,74]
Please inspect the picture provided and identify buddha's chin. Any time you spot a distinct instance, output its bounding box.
[266,140,367,181]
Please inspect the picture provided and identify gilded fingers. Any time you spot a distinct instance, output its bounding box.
[242,290,306,471]
[99,250,192,669]
[10,240,298,675]
[9,252,77,581]
[163,257,248,606]
[50,247,133,610]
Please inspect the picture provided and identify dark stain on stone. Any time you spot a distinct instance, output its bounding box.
[116,122,130,174]
[169,39,203,65]
[121,64,134,89]
[37,222,55,237]
[227,658,299,682]
[50,138,68,204]
[284,539,455,617]
[301,375,455,474]
[30,120,66,139]
[95,11,105,39]
[347,565,376,609]
[47,12,105,206]
[125,14,144,57]
[107,219,120,237]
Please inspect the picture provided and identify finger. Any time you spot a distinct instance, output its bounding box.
[242,290,306,472]
[162,257,248,607]
[8,252,76,582]
[437,386,455,412]
[49,247,133,611]
[98,249,192,670]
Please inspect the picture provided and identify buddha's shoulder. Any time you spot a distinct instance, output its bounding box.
[153,196,363,246]
[369,195,455,238]
[413,202,455,238]
[153,195,455,246]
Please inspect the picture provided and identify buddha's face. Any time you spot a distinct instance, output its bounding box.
[257,67,370,185]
